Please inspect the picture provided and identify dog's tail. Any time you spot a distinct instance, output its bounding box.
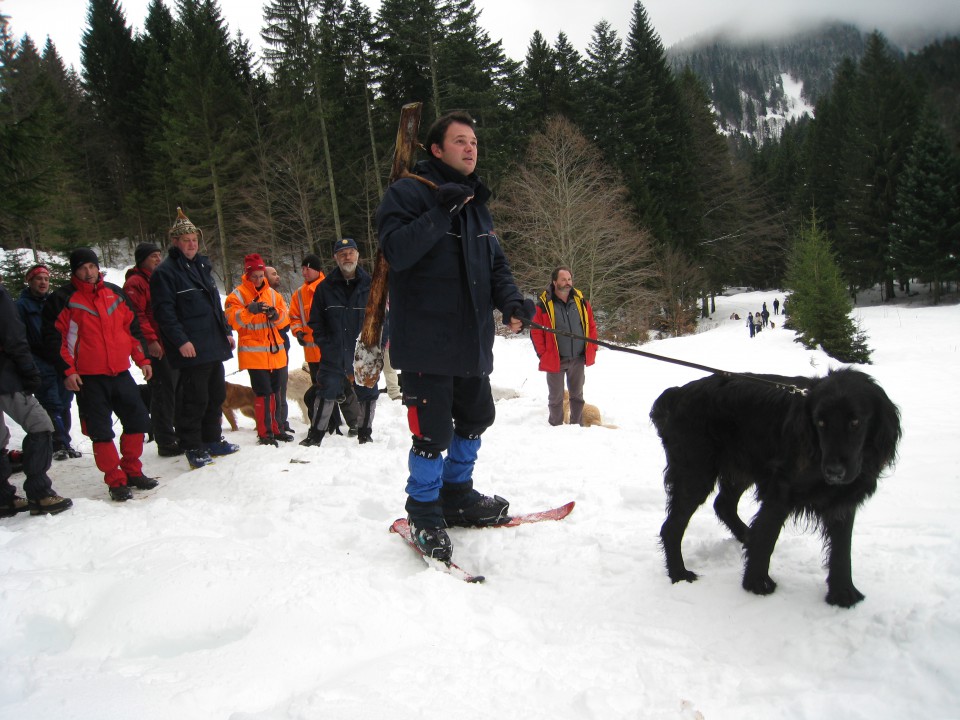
[650,386,681,435]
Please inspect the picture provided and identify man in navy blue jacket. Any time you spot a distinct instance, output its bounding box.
[301,237,378,447]
[376,110,530,561]
[150,208,238,469]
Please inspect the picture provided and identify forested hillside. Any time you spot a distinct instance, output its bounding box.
[1,0,957,340]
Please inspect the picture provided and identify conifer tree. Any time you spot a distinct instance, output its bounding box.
[889,109,960,303]
[784,210,871,363]
[581,21,624,160]
[550,32,585,125]
[163,0,248,284]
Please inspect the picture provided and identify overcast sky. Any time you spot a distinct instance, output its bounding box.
[3,0,958,72]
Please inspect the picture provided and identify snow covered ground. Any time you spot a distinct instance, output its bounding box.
[1,273,958,720]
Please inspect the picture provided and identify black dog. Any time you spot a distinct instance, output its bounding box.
[650,368,901,607]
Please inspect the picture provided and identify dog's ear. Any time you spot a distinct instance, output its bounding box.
[867,382,901,470]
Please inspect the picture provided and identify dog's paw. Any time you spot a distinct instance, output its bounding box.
[742,572,777,595]
[826,585,865,608]
[668,569,698,584]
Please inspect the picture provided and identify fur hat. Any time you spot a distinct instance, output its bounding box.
[168,207,202,240]
[332,237,358,255]
[25,265,50,282]
[135,242,161,267]
[244,253,266,276]
[302,254,324,272]
[69,248,100,275]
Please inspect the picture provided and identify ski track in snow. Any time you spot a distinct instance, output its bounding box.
[1,272,958,719]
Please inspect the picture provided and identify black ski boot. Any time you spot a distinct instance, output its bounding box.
[442,481,510,527]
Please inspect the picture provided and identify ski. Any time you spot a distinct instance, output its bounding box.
[390,518,485,583]
[390,502,575,582]
[500,500,575,527]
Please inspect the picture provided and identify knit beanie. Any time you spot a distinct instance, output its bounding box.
[168,207,202,240]
[302,254,324,272]
[69,248,100,275]
[244,253,266,276]
[135,242,161,267]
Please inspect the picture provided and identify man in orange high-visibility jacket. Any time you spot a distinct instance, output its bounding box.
[288,254,325,378]
[225,254,292,446]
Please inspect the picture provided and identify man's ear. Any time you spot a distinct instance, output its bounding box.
[430,143,443,159]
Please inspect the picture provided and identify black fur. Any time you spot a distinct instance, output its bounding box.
[650,368,901,607]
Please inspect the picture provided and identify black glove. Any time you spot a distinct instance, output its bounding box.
[246,301,266,315]
[504,299,536,329]
[435,182,474,215]
[21,373,41,394]
[295,331,306,347]
[264,306,279,322]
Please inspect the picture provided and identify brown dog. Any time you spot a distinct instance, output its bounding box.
[562,390,617,429]
[286,364,314,424]
[222,381,257,431]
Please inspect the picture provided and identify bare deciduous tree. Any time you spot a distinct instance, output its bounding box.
[494,115,658,337]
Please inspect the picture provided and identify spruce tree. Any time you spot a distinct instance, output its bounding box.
[889,109,960,303]
[784,210,871,364]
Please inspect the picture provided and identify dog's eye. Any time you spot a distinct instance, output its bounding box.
[816,419,826,428]
[850,418,861,429]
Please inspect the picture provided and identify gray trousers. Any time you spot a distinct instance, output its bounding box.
[0,392,55,501]
[546,356,586,426]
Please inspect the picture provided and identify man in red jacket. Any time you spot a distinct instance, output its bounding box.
[124,242,180,456]
[530,267,598,426]
[43,248,158,502]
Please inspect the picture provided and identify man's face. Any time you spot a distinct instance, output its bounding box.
[141,251,162,272]
[265,267,281,289]
[173,233,199,260]
[28,273,50,297]
[248,269,265,287]
[302,266,321,283]
[431,121,477,176]
[553,270,573,296]
[74,262,100,285]
[334,248,359,277]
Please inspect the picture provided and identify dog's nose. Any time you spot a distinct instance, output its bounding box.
[823,464,848,485]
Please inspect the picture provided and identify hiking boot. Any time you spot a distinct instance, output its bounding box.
[53,445,82,461]
[28,494,73,516]
[205,438,239,456]
[0,495,29,518]
[185,448,214,469]
[443,492,510,528]
[109,485,133,502]
[274,431,295,442]
[257,434,279,447]
[347,427,359,437]
[357,428,373,445]
[299,429,324,447]
[409,520,453,562]
[126,475,159,490]
[158,444,184,457]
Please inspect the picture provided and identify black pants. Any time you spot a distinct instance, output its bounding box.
[75,373,151,441]
[176,362,227,450]
[149,353,178,448]
[401,373,495,456]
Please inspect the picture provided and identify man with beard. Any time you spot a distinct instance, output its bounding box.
[530,266,597,426]
[300,238,377,447]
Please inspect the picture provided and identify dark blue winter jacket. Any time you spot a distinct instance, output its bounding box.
[376,158,523,377]
[150,247,233,369]
[307,265,371,376]
[0,284,40,395]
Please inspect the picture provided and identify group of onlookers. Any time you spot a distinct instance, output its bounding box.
[2,110,605,568]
